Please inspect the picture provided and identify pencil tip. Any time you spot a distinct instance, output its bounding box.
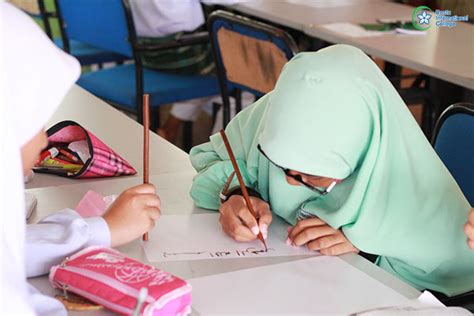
[262,240,268,252]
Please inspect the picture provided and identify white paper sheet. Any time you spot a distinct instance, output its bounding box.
[415,291,445,308]
[286,0,353,8]
[143,213,314,262]
[285,0,389,8]
[322,22,391,37]
[25,192,37,221]
[189,256,416,315]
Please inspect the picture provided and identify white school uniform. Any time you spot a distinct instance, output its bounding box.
[130,0,249,123]
[130,0,245,38]
[0,4,110,315]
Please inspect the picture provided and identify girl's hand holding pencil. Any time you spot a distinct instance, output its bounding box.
[103,184,161,247]
[465,208,474,250]
[219,195,272,242]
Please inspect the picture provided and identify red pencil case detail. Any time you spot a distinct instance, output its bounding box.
[37,120,136,178]
[49,246,192,315]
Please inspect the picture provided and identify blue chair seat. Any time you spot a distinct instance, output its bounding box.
[54,39,128,65]
[77,64,220,111]
[434,112,474,205]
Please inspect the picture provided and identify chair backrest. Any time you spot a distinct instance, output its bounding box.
[208,10,297,97]
[54,0,135,57]
[432,103,474,206]
[11,0,40,16]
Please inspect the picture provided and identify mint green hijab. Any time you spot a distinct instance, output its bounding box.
[190,45,473,296]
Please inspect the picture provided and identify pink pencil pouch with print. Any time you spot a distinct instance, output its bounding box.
[35,120,136,178]
[49,246,192,315]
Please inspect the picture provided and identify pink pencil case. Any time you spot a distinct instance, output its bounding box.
[49,246,192,315]
[36,120,136,178]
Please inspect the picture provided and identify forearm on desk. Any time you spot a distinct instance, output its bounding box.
[25,209,110,277]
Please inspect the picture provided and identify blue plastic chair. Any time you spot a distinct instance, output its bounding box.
[208,10,298,126]
[52,39,128,66]
[38,0,128,66]
[55,0,219,135]
[432,103,474,206]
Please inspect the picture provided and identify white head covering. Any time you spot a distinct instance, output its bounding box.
[0,3,80,314]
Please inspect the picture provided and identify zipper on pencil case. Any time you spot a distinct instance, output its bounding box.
[53,280,134,315]
[46,121,93,177]
[49,246,116,283]
[55,264,153,302]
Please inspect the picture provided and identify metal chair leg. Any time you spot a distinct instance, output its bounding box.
[421,101,433,139]
[235,88,242,114]
[150,107,161,131]
[183,121,193,152]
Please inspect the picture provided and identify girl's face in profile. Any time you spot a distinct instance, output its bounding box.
[21,129,48,176]
[258,144,339,193]
[285,170,335,188]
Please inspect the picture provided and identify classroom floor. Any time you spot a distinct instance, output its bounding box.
[159,104,214,150]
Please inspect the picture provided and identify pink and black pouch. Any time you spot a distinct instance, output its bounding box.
[49,246,192,315]
[37,120,136,178]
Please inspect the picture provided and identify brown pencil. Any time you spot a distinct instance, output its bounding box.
[142,94,150,242]
[219,130,267,251]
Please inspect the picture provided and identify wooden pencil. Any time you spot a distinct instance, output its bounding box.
[219,130,267,251]
[143,94,150,242]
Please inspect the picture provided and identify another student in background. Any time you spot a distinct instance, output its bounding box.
[130,0,248,143]
[1,4,160,315]
[189,45,474,297]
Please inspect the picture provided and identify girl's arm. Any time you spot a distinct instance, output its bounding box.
[25,209,110,278]
[190,94,270,210]
[26,183,161,278]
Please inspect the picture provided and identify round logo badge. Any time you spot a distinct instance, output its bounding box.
[412,6,433,30]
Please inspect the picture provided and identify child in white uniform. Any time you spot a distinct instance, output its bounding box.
[1,4,160,315]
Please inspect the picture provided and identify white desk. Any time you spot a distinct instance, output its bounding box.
[230,1,474,90]
[232,0,403,32]
[26,86,421,315]
[306,17,474,90]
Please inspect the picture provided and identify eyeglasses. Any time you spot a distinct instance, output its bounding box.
[257,144,337,195]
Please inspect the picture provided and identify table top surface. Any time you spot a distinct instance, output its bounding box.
[233,0,405,30]
[231,1,474,89]
[27,86,421,315]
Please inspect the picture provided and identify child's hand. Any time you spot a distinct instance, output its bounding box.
[287,217,358,256]
[465,208,474,250]
[219,195,272,242]
[103,184,161,247]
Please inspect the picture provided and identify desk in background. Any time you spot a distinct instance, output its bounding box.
[230,1,473,90]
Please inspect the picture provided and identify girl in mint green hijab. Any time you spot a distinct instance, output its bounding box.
[189,44,474,296]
